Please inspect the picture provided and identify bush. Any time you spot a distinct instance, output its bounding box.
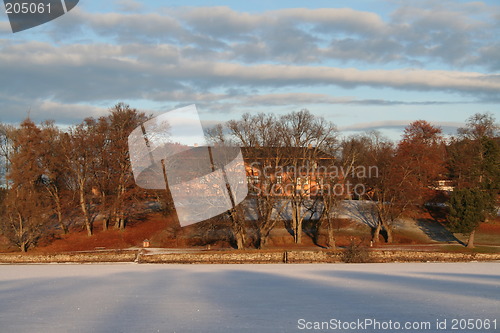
[342,239,372,263]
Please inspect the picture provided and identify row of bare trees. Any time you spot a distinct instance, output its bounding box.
[341,113,498,247]
[207,110,340,248]
[211,111,498,249]
[0,104,149,251]
[0,103,497,251]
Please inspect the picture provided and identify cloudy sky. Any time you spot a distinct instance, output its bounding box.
[0,0,499,139]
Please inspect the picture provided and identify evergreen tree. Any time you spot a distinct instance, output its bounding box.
[447,113,499,248]
[448,188,491,248]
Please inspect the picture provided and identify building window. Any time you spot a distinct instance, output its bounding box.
[297,176,309,185]
[248,175,260,184]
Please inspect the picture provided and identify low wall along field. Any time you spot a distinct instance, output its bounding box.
[0,249,499,264]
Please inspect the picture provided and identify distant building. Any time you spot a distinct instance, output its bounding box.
[241,146,339,197]
[434,180,455,192]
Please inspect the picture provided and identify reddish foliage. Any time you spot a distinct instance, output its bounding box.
[33,213,174,253]
[478,221,500,233]
[395,120,447,203]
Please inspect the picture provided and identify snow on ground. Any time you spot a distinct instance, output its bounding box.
[0,263,499,333]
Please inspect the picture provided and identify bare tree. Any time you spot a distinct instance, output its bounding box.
[278,110,338,244]
[64,119,100,236]
[315,150,347,249]
[245,146,289,249]
[37,121,72,234]
[341,131,403,243]
[458,112,499,140]
[0,123,14,189]
[1,119,51,251]
[217,111,339,246]
[361,121,445,243]
[451,112,500,189]
[94,103,149,230]
[226,114,289,248]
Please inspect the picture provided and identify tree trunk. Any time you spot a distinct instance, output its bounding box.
[291,204,298,243]
[326,220,336,248]
[258,224,273,249]
[161,159,176,213]
[234,231,245,249]
[259,234,268,249]
[112,205,126,230]
[118,218,126,230]
[467,230,475,248]
[113,212,120,230]
[377,207,393,243]
[386,226,393,243]
[54,196,68,234]
[257,207,278,249]
[296,218,303,244]
[372,223,382,243]
[229,208,246,249]
[17,213,25,251]
[382,220,393,243]
[79,189,93,236]
[113,184,127,230]
[57,216,68,234]
[291,200,303,244]
[83,216,93,236]
[236,220,246,249]
[292,219,297,243]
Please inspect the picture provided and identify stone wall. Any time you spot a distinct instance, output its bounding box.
[139,250,500,264]
[370,251,500,263]
[0,249,499,264]
[0,251,137,263]
[140,251,285,264]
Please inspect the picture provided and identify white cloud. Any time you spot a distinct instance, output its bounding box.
[22,5,484,64]
[36,100,108,121]
[175,6,261,38]
[0,21,11,34]
[114,0,144,13]
[0,38,498,109]
[243,93,353,106]
[0,98,108,125]
[240,93,457,107]
[276,8,388,35]
[341,120,464,135]
[36,4,499,69]
[170,61,500,94]
[0,3,499,126]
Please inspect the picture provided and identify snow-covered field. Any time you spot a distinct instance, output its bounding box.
[0,263,499,333]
